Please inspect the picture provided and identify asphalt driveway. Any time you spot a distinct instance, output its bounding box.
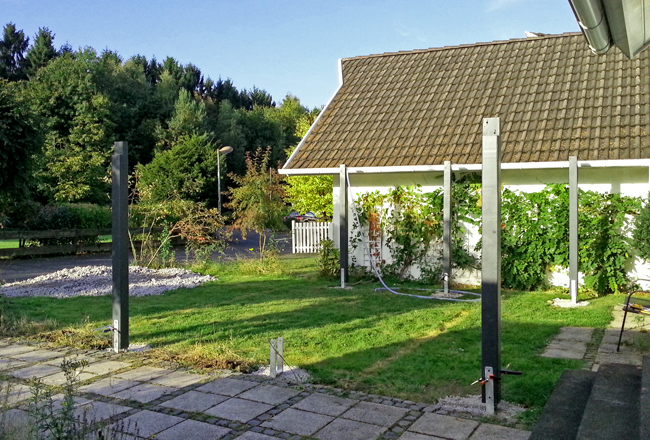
[0,230,291,283]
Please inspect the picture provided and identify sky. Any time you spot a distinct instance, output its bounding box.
[1,0,581,109]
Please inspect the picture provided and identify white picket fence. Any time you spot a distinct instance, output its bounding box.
[292,221,331,253]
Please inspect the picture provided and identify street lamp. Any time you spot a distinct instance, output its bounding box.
[217,146,233,214]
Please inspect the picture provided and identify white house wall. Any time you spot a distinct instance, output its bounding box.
[334,165,650,289]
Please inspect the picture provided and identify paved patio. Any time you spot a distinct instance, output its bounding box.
[0,341,531,440]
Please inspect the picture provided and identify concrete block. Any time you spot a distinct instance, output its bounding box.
[261,408,333,436]
[235,432,278,440]
[114,366,173,381]
[292,392,357,416]
[150,370,207,388]
[9,364,61,379]
[238,384,300,405]
[110,383,176,402]
[12,349,65,362]
[107,409,184,438]
[0,344,37,357]
[0,358,27,371]
[79,377,139,396]
[40,371,95,386]
[470,424,530,439]
[197,378,259,396]
[408,413,479,440]
[154,419,230,440]
[314,418,386,440]
[80,360,130,375]
[341,401,409,426]
[161,390,229,412]
[205,397,273,423]
[75,400,132,422]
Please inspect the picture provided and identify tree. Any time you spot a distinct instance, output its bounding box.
[135,134,219,206]
[0,22,29,81]
[0,79,41,211]
[284,108,333,218]
[226,148,285,259]
[28,50,115,204]
[633,194,650,262]
[25,27,57,77]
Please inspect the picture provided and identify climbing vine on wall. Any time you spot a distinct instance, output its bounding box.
[353,181,642,295]
[351,177,480,282]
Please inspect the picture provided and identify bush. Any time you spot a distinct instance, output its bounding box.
[318,239,340,279]
[633,193,650,262]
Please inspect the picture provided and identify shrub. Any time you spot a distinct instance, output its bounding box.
[318,239,340,279]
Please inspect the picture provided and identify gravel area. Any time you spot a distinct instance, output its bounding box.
[0,265,215,298]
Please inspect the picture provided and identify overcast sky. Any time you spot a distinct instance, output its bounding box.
[2,0,581,108]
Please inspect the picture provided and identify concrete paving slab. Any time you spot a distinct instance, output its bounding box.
[234,432,278,440]
[78,377,140,396]
[197,378,259,396]
[314,417,387,440]
[0,344,37,357]
[114,365,173,381]
[107,409,185,438]
[408,413,479,440]
[237,384,300,405]
[340,401,409,426]
[40,371,95,386]
[1,382,31,406]
[398,432,446,440]
[261,408,333,436]
[149,370,207,387]
[9,363,61,379]
[160,390,229,412]
[154,418,231,440]
[11,349,66,362]
[556,327,594,342]
[469,423,530,440]
[292,392,357,416]
[205,397,273,423]
[0,408,31,438]
[76,360,130,375]
[75,400,132,422]
[0,357,27,370]
[110,383,177,402]
[541,348,585,359]
[43,355,96,367]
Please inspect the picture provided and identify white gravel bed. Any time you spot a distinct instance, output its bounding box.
[0,265,215,298]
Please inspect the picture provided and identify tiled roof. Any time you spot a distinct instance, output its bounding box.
[285,33,650,170]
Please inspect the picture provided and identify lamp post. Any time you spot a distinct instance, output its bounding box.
[217,146,233,215]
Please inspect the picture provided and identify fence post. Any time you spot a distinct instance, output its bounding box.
[112,141,129,353]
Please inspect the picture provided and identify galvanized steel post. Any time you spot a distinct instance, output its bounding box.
[112,141,129,353]
[481,118,501,405]
[339,164,349,286]
[569,156,579,304]
[443,161,452,292]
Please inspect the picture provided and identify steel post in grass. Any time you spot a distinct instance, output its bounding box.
[569,156,579,304]
[340,164,349,286]
[112,141,129,353]
[481,118,501,405]
[443,161,452,292]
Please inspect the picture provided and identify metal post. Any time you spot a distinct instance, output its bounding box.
[569,156,579,304]
[112,141,129,353]
[481,118,501,406]
[443,161,452,293]
[340,164,349,286]
[217,152,222,215]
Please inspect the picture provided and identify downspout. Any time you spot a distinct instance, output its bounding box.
[568,0,612,54]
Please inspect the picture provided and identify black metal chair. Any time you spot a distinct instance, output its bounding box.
[617,279,650,352]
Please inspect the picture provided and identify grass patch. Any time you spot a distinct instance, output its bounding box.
[0,240,19,249]
[0,256,622,426]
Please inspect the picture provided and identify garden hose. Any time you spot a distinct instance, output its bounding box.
[345,171,481,303]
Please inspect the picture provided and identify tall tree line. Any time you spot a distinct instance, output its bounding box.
[0,22,319,221]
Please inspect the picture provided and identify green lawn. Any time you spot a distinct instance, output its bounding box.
[0,240,19,249]
[0,256,622,425]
